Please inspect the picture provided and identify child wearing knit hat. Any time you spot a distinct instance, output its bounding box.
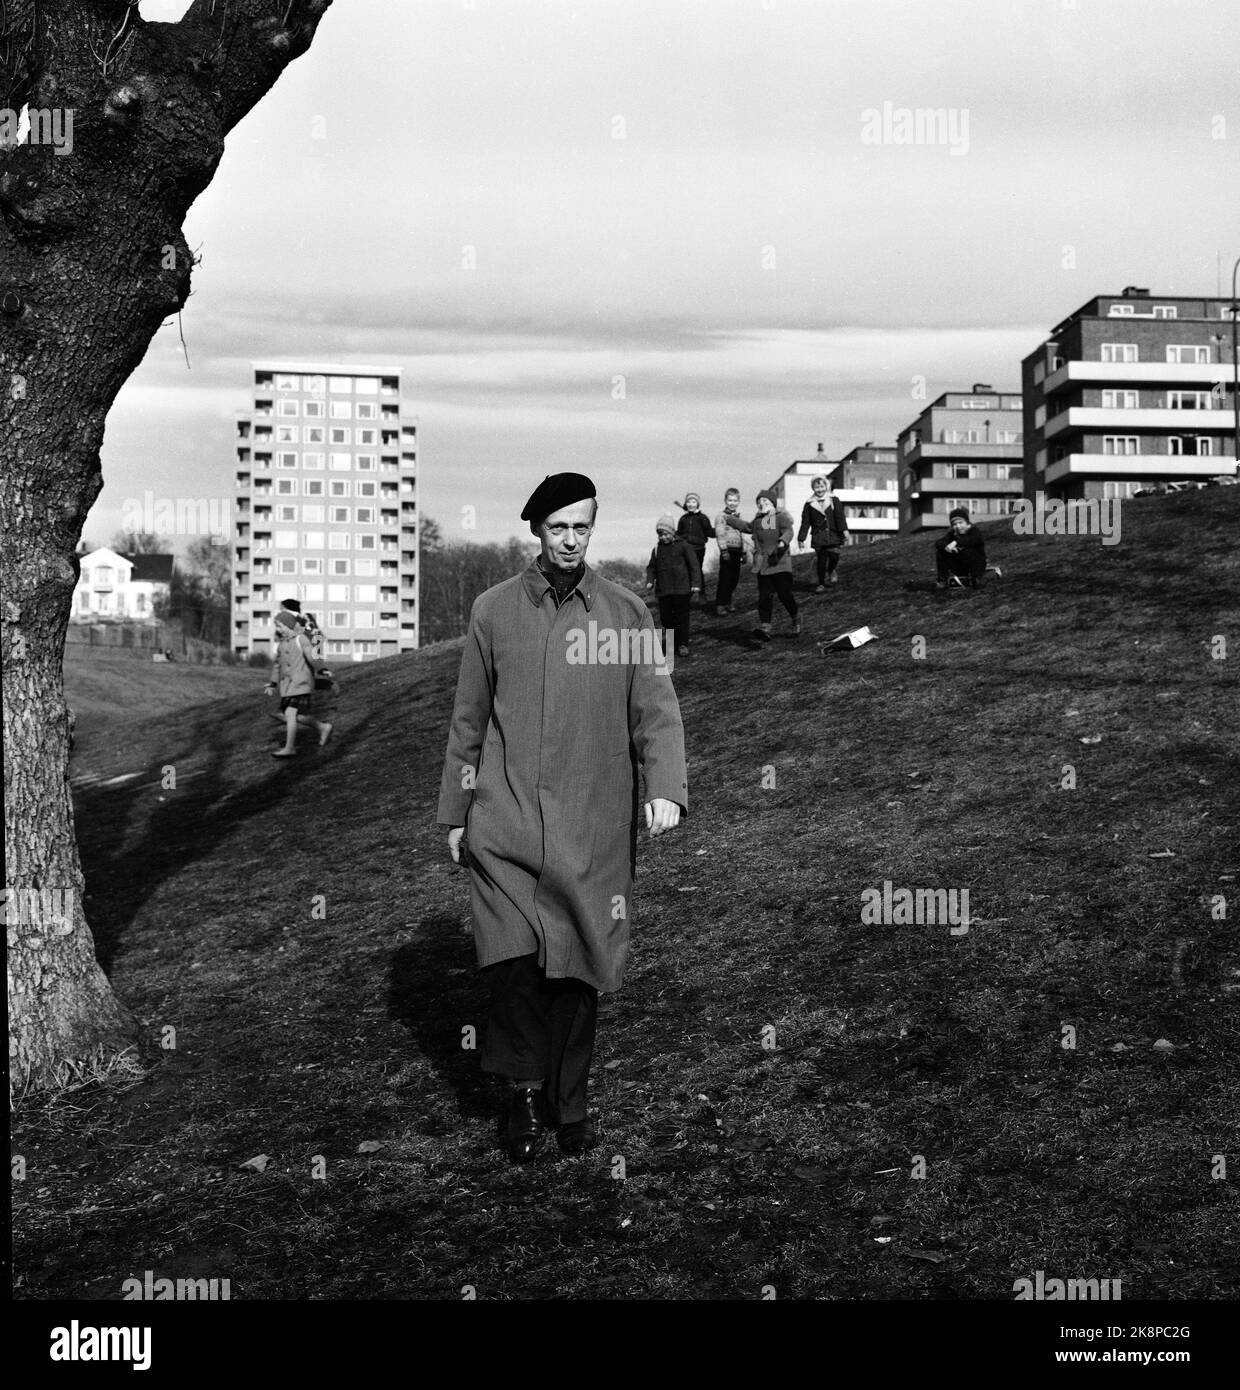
[934,508,987,590]
[647,516,702,657]
[675,492,713,606]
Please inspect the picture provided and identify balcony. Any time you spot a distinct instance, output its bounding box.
[846,516,899,531]
[901,442,1023,469]
[1045,361,1237,393]
[915,475,1024,496]
[835,487,896,505]
[1045,406,1235,438]
[1044,453,1238,486]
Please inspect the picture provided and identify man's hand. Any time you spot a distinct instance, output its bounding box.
[447,826,465,863]
[645,798,682,837]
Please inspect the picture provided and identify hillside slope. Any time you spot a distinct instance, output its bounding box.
[15,487,1240,1300]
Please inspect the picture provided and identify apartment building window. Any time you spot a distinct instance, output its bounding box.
[327,584,349,602]
[277,400,298,418]
[330,428,351,445]
[329,481,351,498]
[356,481,377,498]
[356,534,377,551]
[995,429,1018,443]
[303,558,323,575]
[304,479,324,497]
[355,378,380,395]
[276,426,298,443]
[330,559,350,576]
[277,505,297,522]
[357,428,377,446]
[355,507,375,524]
[302,531,325,549]
[330,401,352,420]
[356,402,377,420]
[1102,436,1138,455]
[330,453,351,471]
[1169,437,1213,456]
[304,583,324,601]
[303,375,326,394]
[278,453,297,468]
[329,534,350,550]
[329,376,352,393]
[277,558,297,575]
[354,559,377,576]
[305,427,325,445]
[1167,391,1211,409]
[1108,304,1135,316]
[951,463,977,478]
[354,612,376,630]
[1104,481,1145,499]
[302,505,325,523]
[275,530,297,549]
[275,373,298,391]
[356,455,376,471]
[1167,345,1209,363]
[1101,343,1138,362]
[276,479,297,495]
[329,506,348,524]
[329,610,350,627]
[960,398,993,409]
[354,584,378,603]
[304,400,324,418]
[1102,390,1138,408]
[1152,306,1178,319]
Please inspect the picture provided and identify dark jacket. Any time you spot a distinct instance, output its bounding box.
[722,507,795,576]
[437,561,688,993]
[677,510,713,552]
[935,525,986,575]
[798,496,848,548]
[646,537,703,596]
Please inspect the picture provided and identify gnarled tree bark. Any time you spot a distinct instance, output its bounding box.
[2,0,335,1091]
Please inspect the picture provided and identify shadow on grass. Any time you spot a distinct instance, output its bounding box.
[386,924,497,1123]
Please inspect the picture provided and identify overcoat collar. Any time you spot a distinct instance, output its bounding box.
[521,559,596,612]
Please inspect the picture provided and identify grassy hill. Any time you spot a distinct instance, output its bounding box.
[64,645,259,733]
[15,487,1240,1300]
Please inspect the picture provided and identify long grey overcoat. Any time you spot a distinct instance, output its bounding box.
[437,561,688,992]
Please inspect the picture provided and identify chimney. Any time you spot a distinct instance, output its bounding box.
[971,382,993,393]
[816,442,825,455]
[1121,285,1150,297]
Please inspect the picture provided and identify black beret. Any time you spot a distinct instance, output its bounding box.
[520,472,597,523]
[280,598,302,613]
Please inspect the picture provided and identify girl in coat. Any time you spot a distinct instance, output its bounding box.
[797,474,849,591]
[721,489,801,640]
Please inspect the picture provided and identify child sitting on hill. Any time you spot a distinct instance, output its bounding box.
[934,508,987,590]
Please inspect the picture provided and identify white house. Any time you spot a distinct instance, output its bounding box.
[72,547,174,622]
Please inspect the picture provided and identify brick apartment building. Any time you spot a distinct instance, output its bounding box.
[772,443,899,544]
[1021,287,1240,501]
[232,362,418,661]
[897,385,1024,532]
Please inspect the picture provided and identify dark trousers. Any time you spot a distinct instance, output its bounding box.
[688,546,707,597]
[757,572,797,623]
[935,548,986,587]
[716,550,743,608]
[815,544,842,584]
[658,593,692,651]
[481,952,598,1123]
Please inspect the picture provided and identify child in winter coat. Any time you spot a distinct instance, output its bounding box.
[713,487,748,615]
[934,508,987,589]
[265,609,333,757]
[646,515,703,656]
[720,490,800,639]
[797,475,849,590]
[675,492,714,604]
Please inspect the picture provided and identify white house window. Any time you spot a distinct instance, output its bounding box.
[1167,345,1209,364]
[357,428,377,446]
[1102,436,1139,455]
[330,428,351,446]
[1101,343,1138,362]
[960,398,993,409]
[327,639,349,656]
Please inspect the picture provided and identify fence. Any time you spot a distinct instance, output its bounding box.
[65,622,231,664]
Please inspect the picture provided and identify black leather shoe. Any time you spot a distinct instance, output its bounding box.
[556,1116,598,1157]
[504,1086,548,1163]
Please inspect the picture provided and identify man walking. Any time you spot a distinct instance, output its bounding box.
[437,473,688,1163]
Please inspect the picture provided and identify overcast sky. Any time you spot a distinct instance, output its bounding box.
[99,0,1239,560]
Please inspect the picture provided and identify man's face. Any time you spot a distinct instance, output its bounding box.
[537,498,596,569]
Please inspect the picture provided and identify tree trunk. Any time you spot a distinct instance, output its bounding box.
[2,0,335,1092]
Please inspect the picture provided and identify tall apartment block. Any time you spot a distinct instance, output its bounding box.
[232,362,418,661]
[1022,287,1239,501]
[897,385,1024,533]
[772,443,899,544]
